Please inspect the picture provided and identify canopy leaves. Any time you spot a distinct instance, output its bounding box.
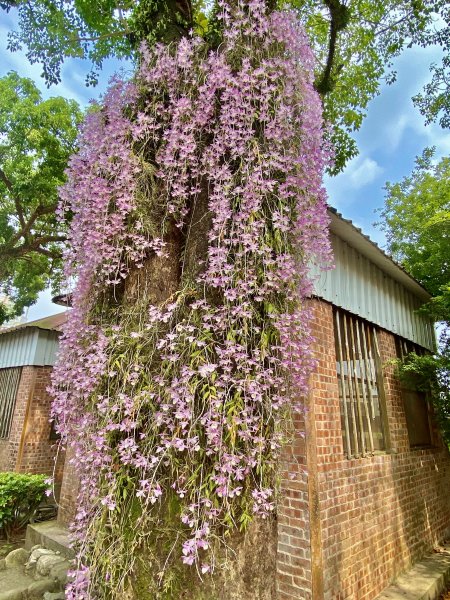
[379,150,450,444]
[0,71,82,322]
[2,1,449,172]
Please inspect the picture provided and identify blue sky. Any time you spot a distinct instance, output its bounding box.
[325,42,449,245]
[0,10,448,319]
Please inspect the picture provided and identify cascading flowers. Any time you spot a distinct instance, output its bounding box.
[51,1,332,597]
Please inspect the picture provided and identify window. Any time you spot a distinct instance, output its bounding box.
[333,309,388,458]
[0,367,22,439]
[395,338,432,448]
[49,419,60,441]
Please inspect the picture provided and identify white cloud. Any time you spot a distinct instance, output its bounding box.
[324,155,383,216]
[385,114,409,152]
[348,157,383,189]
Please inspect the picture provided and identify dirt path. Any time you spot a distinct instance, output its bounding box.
[0,565,35,595]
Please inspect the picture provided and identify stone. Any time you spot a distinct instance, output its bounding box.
[26,548,55,571]
[49,561,70,586]
[25,578,58,599]
[43,593,65,600]
[29,548,55,562]
[0,558,6,571]
[4,548,30,568]
[36,555,66,577]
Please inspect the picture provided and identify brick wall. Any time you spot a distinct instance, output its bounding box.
[57,446,79,526]
[302,298,450,600]
[276,408,312,599]
[0,366,64,486]
[52,296,450,598]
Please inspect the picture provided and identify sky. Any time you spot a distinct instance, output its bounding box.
[0,9,448,320]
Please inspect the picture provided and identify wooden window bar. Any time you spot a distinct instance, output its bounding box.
[334,309,387,458]
[0,367,22,439]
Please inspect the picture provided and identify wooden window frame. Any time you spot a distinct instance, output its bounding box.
[333,309,390,459]
[0,367,22,439]
[395,337,434,449]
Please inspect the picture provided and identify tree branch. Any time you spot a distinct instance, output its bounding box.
[71,29,132,44]
[0,166,27,232]
[32,234,66,246]
[315,0,350,98]
[372,11,414,38]
[9,202,59,246]
[0,235,66,260]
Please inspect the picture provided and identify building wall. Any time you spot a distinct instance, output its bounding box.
[57,446,79,526]
[276,408,312,599]
[54,298,450,599]
[0,366,64,483]
[305,298,450,600]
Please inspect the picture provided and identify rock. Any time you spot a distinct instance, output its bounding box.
[0,590,23,600]
[43,593,65,600]
[30,545,41,552]
[49,561,70,586]
[4,547,30,568]
[29,548,54,562]
[0,558,6,570]
[25,578,58,599]
[36,555,66,577]
[26,548,55,571]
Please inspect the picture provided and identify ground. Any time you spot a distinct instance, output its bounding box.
[0,531,26,558]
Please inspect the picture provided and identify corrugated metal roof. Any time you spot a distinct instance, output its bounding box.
[327,208,431,301]
[0,311,67,335]
[311,230,436,351]
[0,312,66,368]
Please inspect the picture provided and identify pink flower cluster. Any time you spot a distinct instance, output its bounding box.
[51,1,332,596]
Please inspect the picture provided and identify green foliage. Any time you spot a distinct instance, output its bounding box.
[1,0,202,87]
[289,0,450,172]
[1,1,449,171]
[0,472,48,540]
[379,150,450,297]
[379,150,450,445]
[0,71,82,323]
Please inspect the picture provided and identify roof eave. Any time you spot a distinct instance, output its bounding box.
[328,208,431,302]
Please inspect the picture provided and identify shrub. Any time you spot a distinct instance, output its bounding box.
[0,472,48,540]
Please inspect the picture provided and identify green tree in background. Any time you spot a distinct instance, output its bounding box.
[379,151,450,442]
[1,0,449,172]
[0,72,82,323]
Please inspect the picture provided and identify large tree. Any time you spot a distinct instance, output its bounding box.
[379,150,450,441]
[50,3,332,597]
[0,0,449,321]
[0,72,82,322]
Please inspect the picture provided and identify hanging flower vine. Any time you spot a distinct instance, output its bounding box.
[51,1,332,598]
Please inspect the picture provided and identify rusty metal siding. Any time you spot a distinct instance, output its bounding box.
[312,234,435,351]
[0,328,60,368]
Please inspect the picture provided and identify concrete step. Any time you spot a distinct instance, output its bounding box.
[25,521,74,560]
[376,544,450,600]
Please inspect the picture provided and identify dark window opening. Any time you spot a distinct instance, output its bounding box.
[49,419,60,441]
[395,337,432,448]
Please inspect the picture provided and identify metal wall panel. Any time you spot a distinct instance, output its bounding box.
[0,328,60,368]
[311,234,436,351]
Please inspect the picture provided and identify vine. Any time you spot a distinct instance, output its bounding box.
[51,1,332,597]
